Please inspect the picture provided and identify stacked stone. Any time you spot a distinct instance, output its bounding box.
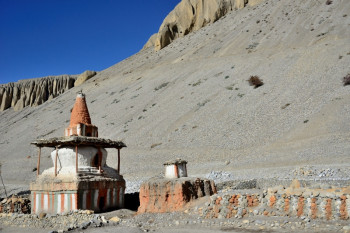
[199,186,350,220]
[0,195,30,214]
[266,186,350,220]
[202,193,262,219]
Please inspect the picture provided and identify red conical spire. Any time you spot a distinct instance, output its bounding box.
[65,92,98,137]
[69,92,92,127]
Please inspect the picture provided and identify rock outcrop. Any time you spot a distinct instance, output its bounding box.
[143,33,158,50]
[138,177,217,213]
[144,0,264,50]
[74,70,97,86]
[0,75,76,111]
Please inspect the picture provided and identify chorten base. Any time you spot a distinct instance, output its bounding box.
[30,178,125,214]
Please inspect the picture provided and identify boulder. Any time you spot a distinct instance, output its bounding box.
[74,70,97,86]
[109,216,121,223]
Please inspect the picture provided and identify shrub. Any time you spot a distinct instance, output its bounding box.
[154,82,169,91]
[281,103,290,109]
[326,0,332,5]
[192,80,202,86]
[197,99,210,107]
[248,76,264,88]
[225,84,235,90]
[343,74,350,86]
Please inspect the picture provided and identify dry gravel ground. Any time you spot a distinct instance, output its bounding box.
[1,212,348,233]
[0,226,250,233]
[0,1,349,230]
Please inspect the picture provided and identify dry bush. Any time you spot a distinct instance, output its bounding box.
[248,76,264,88]
[343,74,350,86]
[326,0,332,5]
[151,143,162,149]
[154,82,169,91]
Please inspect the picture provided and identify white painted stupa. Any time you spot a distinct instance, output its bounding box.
[30,92,126,214]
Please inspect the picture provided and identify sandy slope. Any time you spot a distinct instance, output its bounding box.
[0,0,350,196]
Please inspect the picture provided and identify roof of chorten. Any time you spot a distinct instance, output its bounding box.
[31,136,126,149]
[163,158,188,166]
[70,92,92,127]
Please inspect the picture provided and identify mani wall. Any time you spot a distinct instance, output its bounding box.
[199,185,350,221]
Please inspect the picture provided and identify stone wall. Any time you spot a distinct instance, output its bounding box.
[0,75,76,111]
[138,177,216,213]
[199,186,350,220]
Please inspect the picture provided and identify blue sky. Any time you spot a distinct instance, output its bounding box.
[0,0,180,84]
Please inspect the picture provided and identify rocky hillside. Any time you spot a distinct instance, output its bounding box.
[0,0,349,196]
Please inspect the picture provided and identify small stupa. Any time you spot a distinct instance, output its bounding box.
[30,92,126,214]
[163,158,188,179]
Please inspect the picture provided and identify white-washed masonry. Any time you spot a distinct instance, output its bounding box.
[30,93,126,214]
[164,159,188,179]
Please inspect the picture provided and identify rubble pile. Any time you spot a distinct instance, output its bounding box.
[291,166,342,178]
[0,195,30,214]
[0,210,104,230]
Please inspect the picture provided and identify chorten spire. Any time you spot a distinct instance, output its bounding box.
[69,92,92,127]
[64,92,98,137]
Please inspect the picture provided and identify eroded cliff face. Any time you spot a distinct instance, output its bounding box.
[144,0,264,51]
[0,70,98,112]
[0,75,77,111]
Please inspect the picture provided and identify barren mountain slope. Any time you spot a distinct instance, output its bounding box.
[0,0,349,196]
